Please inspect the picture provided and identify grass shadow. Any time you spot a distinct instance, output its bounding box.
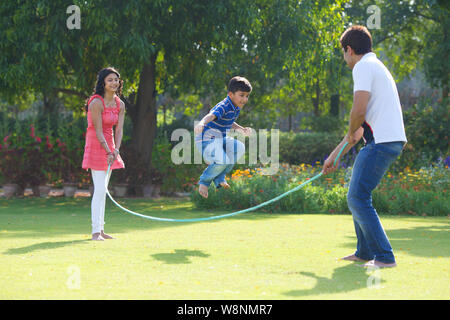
[0,197,289,238]
[3,239,90,255]
[151,249,210,264]
[283,264,380,297]
[342,223,450,258]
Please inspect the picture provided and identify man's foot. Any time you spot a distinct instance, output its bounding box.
[339,254,369,262]
[198,184,208,198]
[101,231,114,239]
[92,233,104,241]
[219,181,230,189]
[360,260,397,268]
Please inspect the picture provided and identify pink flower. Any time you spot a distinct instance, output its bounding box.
[56,138,63,147]
[3,135,9,143]
[30,125,35,138]
[36,137,42,143]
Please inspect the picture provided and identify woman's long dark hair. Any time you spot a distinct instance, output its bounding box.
[85,67,123,111]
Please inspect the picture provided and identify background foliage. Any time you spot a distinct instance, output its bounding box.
[0,1,448,206]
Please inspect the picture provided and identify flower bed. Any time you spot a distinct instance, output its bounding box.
[0,122,89,196]
[191,162,449,216]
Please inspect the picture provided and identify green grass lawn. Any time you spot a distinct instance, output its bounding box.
[0,197,449,300]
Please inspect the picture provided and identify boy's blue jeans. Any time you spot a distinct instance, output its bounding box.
[195,136,245,188]
[347,141,404,263]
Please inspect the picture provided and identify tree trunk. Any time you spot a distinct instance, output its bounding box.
[43,94,55,114]
[39,94,58,130]
[330,94,340,117]
[312,81,320,116]
[129,54,158,183]
[443,87,448,101]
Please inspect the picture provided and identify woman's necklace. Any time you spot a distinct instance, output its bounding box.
[104,98,115,108]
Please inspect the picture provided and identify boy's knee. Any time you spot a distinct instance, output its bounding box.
[235,140,245,157]
[238,140,245,151]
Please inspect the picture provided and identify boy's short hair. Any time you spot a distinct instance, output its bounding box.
[340,25,372,55]
[228,76,252,93]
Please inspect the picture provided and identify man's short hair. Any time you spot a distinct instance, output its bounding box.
[340,25,372,55]
[228,76,252,93]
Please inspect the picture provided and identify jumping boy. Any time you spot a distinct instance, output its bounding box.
[194,76,253,198]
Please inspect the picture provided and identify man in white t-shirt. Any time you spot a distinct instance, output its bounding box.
[322,25,407,268]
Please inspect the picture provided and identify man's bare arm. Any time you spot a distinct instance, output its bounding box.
[347,90,370,144]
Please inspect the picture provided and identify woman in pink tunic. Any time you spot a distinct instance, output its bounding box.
[82,67,125,241]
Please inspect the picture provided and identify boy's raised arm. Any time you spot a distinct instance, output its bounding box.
[231,122,244,131]
[231,122,252,136]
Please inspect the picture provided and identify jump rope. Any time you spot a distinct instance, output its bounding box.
[105,142,348,222]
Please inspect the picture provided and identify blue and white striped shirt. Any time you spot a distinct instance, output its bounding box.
[201,96,240,140]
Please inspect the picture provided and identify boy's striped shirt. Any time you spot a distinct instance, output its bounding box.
[200,96,240,141]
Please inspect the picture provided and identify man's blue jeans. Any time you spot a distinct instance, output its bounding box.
[195,136,245,188]
[347,141,404,263]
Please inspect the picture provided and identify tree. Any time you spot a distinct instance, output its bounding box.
[0,0,352,180]
[185,0,350,128]
[1,0,258,179]
[345,0,449,99]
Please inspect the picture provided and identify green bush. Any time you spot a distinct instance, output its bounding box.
[306,115,347,135]
[152,135,203,194]
[0,120,89,191]
[396,99,449,170]
[278,131,350,165]
[191,163,449,216]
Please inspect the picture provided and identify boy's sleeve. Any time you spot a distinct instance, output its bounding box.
[210,104,226,120]
[352,62,372,93]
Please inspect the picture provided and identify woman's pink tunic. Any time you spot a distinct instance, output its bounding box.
[82,94,125,171]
